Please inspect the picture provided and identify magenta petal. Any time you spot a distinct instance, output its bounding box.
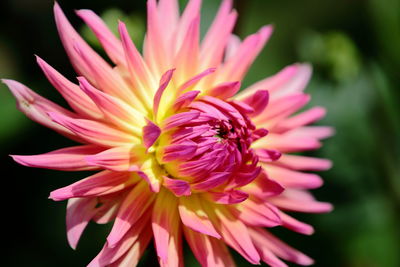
[173,90,200,111]
[142,120,161,150]
[256,148,282,162]
[208,190,249,204]
[163,141,197,162]
[162,111,200,131]
[153,68,175,120]
[242,89,269,117]
[208,81,241,99]
[191,172,231,191]
[163,176,191,197]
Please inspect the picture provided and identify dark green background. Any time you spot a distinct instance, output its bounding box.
[1,0,399,266]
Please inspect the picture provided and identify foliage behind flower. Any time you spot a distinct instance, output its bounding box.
[4,0,333,266]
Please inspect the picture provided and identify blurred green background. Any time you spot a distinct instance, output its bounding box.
[1,0,399,266]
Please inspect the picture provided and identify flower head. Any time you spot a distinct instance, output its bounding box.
[4,0,333,266]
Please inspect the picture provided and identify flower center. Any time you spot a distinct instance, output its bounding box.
[157,96,266,193]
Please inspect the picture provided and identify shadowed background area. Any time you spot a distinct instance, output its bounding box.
[0,0,399,266]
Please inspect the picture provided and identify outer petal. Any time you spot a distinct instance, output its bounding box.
[269,189,333,213]
[211,205,261,264]
[200,0,237,69]
[3,79,82,142]
[273,154,332,171]
[108,227,153,267]
[184,226,236,267]
[11,145,103,171]
[76,9,126,67]
[36,56,102,119]
[248,228,314,266]
[238,63,312,100]
[50,170,135,201]
[233,198,282,228]
[78,77,145,136]
[66,197,98,249]
[107,181,155,247]
[88,212,151,267]
[215,25,273,83]
[178,194,221,238]
[118,21,156,103]
[263,165,324,189]
[152,189,183,266]
[85,145,145,172]
[49,112,139,147]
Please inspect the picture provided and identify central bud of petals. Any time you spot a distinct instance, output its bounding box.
[155,96,268,201]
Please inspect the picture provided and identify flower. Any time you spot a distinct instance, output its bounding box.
[4,0,333,266]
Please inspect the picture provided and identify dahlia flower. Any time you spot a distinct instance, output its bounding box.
[4,0,333,266]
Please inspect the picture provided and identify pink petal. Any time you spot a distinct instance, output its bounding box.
[50,170,134,201]
[11,145,103,171]
[249,228,289,267]
[163,176,191,197]
[54,3,118,89]
[256,133,321,153]
[286,126,335,140]
[214,206,261,264]
[144,0,168,75]
[173,0,202,56]
[118,21,156,99]
[152,189,182,265]
[107,227,153,267]
[85,146,143,172]
[256,93,310,124]
[178,194,220,238]
[78,77,145,135]
[224,34,241,61]
[48,112,137,147]
[207,190,249,204]
[157,0,179,40]
[89,212,152,266]
[177,68,216,94]
[73,41,145,111]
[269,190,333,213]
[107,181,155,247]
[200,0,237,69]
[66,197,98,249]
[2,79,82,142]
[184,226,235,267]
[36,56,102,119]
[273,154,332,171]
[239,63,312,101]
[249,228,314,266]
[76,9,125,66]
[218,25,273,82]
[273,106,326,133]
[241,171,284,199]
[174,15,200,83]
[234,198,282,227]
[263,165,323,189]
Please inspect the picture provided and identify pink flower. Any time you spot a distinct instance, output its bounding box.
[4,0,333,266]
